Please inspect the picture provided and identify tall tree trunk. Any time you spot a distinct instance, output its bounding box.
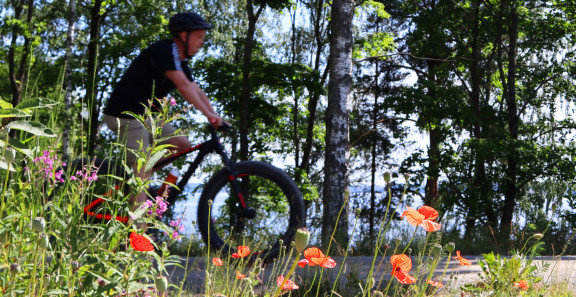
[322,0,353,250]
[300,0,327,173]
[424,127,440,207]
[239,0,263,162]
[369,66,379,242]
[501,5,519,250]
[62,0,77,160]
[85,0,105,156]
[465,0,498,240]
[290,9,300,167]
[8,0,34,109]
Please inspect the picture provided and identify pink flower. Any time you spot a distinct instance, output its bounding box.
[298,259,309,267]
[277,275,299,290]
[169,97,177,106]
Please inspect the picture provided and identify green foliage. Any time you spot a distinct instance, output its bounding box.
[0,97,58,170]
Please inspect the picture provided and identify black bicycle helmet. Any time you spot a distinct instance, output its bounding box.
[169,12,213,37]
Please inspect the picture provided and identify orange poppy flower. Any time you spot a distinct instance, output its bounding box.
[390,254,417,284]
[277,275,299,290]
[401,206,441,232]
[427,279,444,288]
[236,271,246,279]
[232,246,251,258]
[212,257,224,266]
[303,247,336,268]
[129,232,154,252]
[297,259,309,267]
[452,251,472,265]
[514,280,529,290]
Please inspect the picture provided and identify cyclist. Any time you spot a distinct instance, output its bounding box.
[102,12,224,220]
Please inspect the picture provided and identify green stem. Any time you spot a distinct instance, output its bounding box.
[271,253,300,297]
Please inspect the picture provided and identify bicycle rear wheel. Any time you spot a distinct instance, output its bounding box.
[197,161,306,262]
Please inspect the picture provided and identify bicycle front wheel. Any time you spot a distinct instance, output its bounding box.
[197,161,306,262]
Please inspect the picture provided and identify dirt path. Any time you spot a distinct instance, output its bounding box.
[166,255,576,294]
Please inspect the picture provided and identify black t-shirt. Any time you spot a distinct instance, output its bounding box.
[103,39,193,118]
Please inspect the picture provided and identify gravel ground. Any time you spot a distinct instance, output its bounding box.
[166,255,576,294]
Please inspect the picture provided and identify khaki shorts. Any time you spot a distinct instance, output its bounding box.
[104,114,177,165]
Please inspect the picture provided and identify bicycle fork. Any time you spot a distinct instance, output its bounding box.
[227,173,257,220]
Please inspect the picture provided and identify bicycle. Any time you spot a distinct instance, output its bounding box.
[61,125,306,262]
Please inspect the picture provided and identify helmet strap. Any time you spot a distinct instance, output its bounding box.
[176,32,192,60]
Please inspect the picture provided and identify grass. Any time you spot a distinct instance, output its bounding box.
[1,98,575,296]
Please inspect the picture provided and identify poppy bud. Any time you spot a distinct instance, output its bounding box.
[207,200,213,206]
[432,244,442,257]
[551,203,558,211]
[383,171,391,184]
[3,149,15,163]
[294,228,310,253]
[10,263,20,275]
[38,233,50,250]
[395,237,402,246]
[155,276,169,294]
[32,217,46,233]
[446,242,455,253]
[533,233,544,240]
[373,291,384,297]
[71,260,80,273]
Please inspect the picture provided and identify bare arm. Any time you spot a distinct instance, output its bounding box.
[165,70,223,127]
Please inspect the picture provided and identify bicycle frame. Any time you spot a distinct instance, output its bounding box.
[153,128,250,211]
[83,127,253,223]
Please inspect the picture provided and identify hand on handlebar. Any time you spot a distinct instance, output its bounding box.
[208,116,231,132]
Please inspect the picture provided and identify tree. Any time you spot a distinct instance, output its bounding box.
[322,0,354,249]
[6,0,36,108]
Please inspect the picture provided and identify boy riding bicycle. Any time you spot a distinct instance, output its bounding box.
[102,12,225,223]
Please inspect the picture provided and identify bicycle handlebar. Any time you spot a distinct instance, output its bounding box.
[217,122,232,133]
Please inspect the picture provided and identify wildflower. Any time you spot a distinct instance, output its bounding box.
[427,279,444,288]
[236,271,246,279]
[390,254,416,284]
[294,227,310,253]
[32,217,46,232]
[452,251,472,265]
[303,247,336,268]
[142,200,154,211]
[232,246,251,258]
[155,276,168,294]
[401,206,441,232]
[297,259,309,267]
[129,232,154,252]
[277,275,299,290]
[155,196,168,217]
[212,258,224,266]
[169,97,177,106]
[514,280,529,290]
[166,219,185,240]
